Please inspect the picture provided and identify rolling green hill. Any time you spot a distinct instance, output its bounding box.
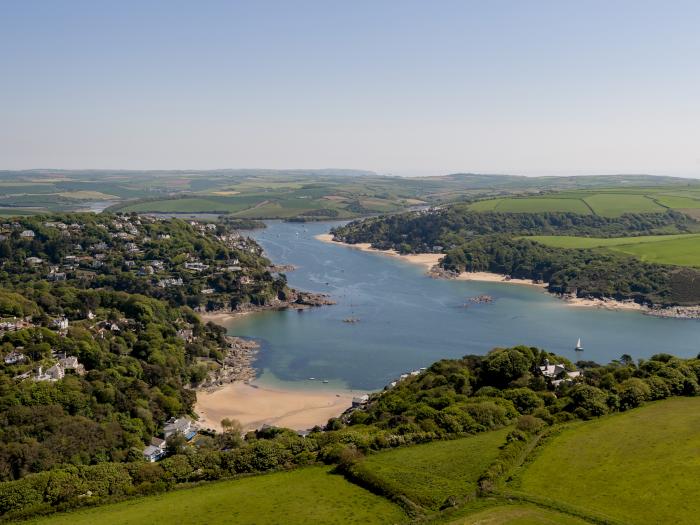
[529,233,700,267]
[468,187,700,217]
[27,466,407,525]
[515,397,700,524]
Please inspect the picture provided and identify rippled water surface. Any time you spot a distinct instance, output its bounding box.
[224,221,700,390]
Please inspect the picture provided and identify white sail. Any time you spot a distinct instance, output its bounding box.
[575,337,583,350]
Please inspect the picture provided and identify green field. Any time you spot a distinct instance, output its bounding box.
[529,233,700,267]
[468,187,700,217]
[29,466,406,525]
[516,397,700,524]
[469,197,592,214]
[441,503,589,524]
[361,428,509,509]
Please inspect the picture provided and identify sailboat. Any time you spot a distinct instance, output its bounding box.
[575,338,584,351]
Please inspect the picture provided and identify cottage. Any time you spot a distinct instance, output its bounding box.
[142,445,166,462]
[163,417,197,441]
[142,437,167,462]
[47,271,67,282]
[184,262,209,272]
[35,363,64,382]
[59,355,86,375]
[51,317,69,331]
[540,359,582,385]
[26,257,43,265]
[20,230,35,238]
[4,350,26,365]
[158,277,184,288]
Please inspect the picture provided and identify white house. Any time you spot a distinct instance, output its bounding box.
[35,363,65,382]
[4,350,26,365]
[51,317,69,331]
[143,437,167,462]
[163,417,197,441]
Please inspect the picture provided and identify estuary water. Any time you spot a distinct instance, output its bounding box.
[226,221,699,391]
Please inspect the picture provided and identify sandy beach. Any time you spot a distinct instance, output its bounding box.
[315,233,443,269]
[315,234,545,287]
[451,271,547,288]
[195,382,356,432]
[563,296,649,312]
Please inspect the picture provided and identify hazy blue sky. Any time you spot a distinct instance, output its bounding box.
[2,1,700,176]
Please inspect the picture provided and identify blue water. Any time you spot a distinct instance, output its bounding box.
[225,221,700,391]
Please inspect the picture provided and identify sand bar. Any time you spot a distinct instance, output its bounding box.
[195,382,356,433]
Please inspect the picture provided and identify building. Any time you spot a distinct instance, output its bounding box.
[142,437,167,462]
[163,417,197,441]
[4,350,26,365]
[158,277,184,288]
[51,317,69,331]
[540,359,582,386]
[20,230,35,238]
[184,262,209,272]
[35,363,65,382]
[59,355,86,375]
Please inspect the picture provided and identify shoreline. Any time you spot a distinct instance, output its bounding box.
[195,381,356,432]
[195,297,354,433]
[198,291,335,326]
[316,233,699,317]
[315,233,545,288]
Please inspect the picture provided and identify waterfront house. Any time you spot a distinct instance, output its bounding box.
[143,437,167,462]
[163,417,197,441]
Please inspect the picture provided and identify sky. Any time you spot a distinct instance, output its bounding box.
[2,0,700,177]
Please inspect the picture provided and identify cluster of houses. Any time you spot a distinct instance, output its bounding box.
[385,367,427,390]
[8,216,261,299]
[0,317,33,334]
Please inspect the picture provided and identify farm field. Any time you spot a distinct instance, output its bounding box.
[28,466,407,525]
[439,503,590,524]
[468,187,700,217]
[361,428,509,509]
[468,197,592,214]
[516,397,700,525]
[529,233,700,267]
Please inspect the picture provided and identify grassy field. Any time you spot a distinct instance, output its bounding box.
[529,233,700,267]
[469,197,592,214]
[29,466,407,525]
[468,187,700,217]
[361,428,509,509]
[516,397,700,525]
[439,503,590,524]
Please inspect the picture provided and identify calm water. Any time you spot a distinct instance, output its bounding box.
[226,221,700,391]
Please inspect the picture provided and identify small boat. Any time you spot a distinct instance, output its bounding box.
[575,338,584,351]
[322,380,329,384]
[308,377,316,380]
